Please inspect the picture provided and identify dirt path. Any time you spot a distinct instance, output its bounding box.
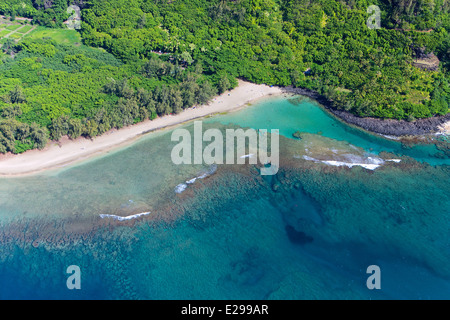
[0,15,33,23]
[17,25,37,40]
[4,24,26,39]
[1,24,37,42]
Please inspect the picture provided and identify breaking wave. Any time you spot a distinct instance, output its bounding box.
[302,155,401,171]
[99,212,151,221]
[175,165,218,194]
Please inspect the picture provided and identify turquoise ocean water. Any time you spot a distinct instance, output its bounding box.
[0,95,449,299]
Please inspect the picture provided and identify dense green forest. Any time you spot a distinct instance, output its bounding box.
[0,0,449,153]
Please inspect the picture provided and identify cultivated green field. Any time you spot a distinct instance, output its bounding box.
[0,20,81,45]
[0,29,10,38]
[25,26,82,45]
[17,25,33,34]
[5,24,22,31]
[8,33,22,39]
[0,18,35,42]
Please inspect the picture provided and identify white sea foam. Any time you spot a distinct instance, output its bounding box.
[321,160,382,170]
[386,159,402,163]
[99,212,151,221]
[367,156,385,165]
[175,165,218,194]
[186,178,197,184]
[175,183,188,193]
[302,155,388,170]
[197,173,209,179]
[380,134,400,140]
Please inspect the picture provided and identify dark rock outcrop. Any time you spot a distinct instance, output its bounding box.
[281,87,449,136]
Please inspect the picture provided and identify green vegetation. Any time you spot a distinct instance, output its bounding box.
[26,27,82,45]
[8,33,22,40]
[0,0,448,154]
[0,1,36,19]
[17,25,34,34]
[0,19,35,42]
[78,0,450,119]
[5,24,22,31]
[0,37,220,153]
[0,30,10,38]
[0,1,69,28]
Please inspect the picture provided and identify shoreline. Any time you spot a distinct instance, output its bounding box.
[0,80,448,177]
[281,86,450,137]
[0,80,283,177]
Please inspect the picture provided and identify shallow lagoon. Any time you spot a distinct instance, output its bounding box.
[0,96,448,299]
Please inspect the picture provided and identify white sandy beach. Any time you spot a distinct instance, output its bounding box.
[0,80,283,176]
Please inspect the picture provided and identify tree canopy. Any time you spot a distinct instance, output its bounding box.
[0,0,448,153]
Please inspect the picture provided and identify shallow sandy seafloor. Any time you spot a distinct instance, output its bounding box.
[0,80,283,176]
[0,121,448,299]
[1,79,448,176]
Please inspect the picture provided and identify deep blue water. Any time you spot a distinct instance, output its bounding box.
[0,96,449,299]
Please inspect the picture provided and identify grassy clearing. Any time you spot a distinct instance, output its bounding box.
[5,24,22,31]
[0,23,83,49]
[0,30,10,38]
[26,27,82,45]
[17,25,33,34]
[8,33,22,40]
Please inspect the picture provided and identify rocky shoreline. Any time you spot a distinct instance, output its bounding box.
[283,87,450,137]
